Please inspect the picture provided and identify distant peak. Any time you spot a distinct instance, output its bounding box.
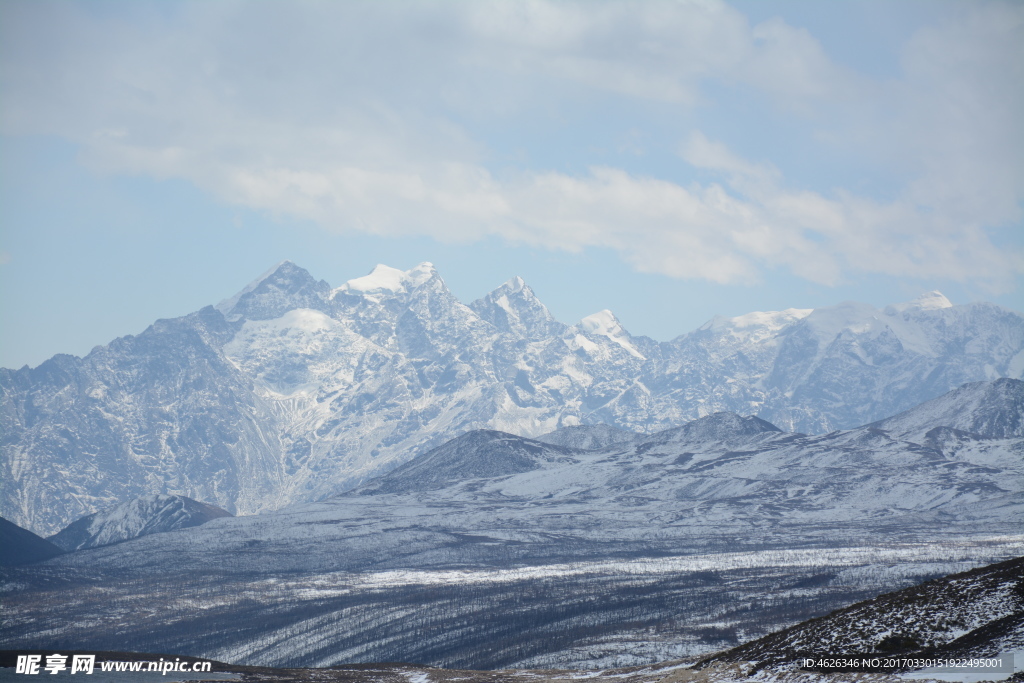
[888,291,953,313]
[338,263,438,295]
[468,275,562,338]
[408,262,439,285]
[913,291,953,309]
[576,310,645,358]
[653,412,782,444]
[215,260,316,317]
[505,275,526,293]
[485,275,532,299]
[579,309,624,335]
[700,308,812,335]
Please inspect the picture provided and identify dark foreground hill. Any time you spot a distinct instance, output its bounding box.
[703,555,1023,674]
[0,517,64,566]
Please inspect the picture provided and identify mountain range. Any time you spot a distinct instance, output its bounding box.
[2,261,1022,535]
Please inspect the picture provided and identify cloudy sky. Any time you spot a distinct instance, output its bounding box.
[1,0,1022,368]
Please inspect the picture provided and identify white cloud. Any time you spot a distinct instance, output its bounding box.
[1,0,1021,290]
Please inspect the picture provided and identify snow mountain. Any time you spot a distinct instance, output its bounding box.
[2,261,1023,535]
[48,493,232,551]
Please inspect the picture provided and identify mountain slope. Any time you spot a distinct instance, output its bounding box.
[48,494,233,551]
[358,430,581,495]
[3,261,1023,534]
[534,423,637,450]
[871,377,1024,441]
[1,306,283,535]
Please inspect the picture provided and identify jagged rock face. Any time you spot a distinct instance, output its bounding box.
[1,306,283,535]
[48,493,232,551]
[2,262,1023,534]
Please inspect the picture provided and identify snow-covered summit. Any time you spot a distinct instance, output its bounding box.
[335,262,438,296]
[699,308,812,343]
[886,290,954,314]
[576,310,644,358]
[502,275,526,293]
[215,259,294,315]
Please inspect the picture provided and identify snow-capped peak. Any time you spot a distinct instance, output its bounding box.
[506,275,526,293]
[579,310,625,337]
[577,310,644,358]
[336,263,438,296]
[888,291,954,313]
[700,308,812,342]
[47,493,232,551]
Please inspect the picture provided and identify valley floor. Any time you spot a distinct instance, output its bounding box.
[3,537,1021,671]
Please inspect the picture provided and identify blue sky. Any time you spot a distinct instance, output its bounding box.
[1,0,1022,369]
